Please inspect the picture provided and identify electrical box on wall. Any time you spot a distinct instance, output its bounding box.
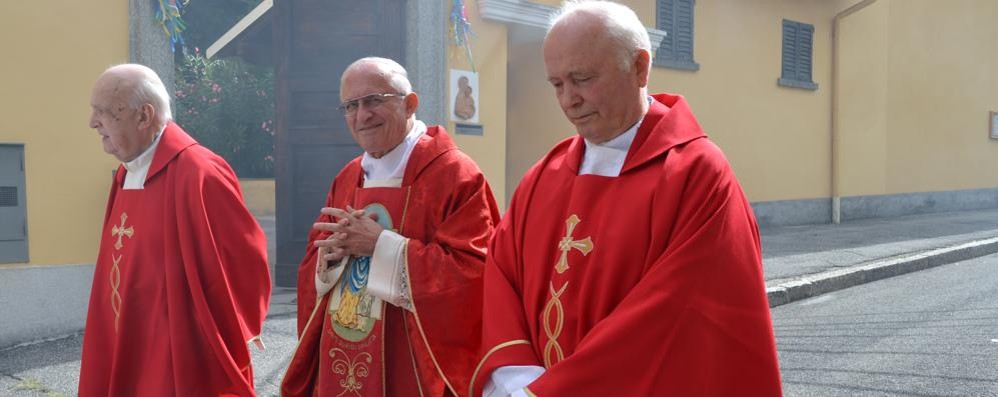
[0,144,28,263]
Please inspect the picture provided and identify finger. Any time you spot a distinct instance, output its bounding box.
[327,254,347,266]
[313,222,338,232]
[366,211,379,222]
[314,238,340,248]
[321,207,353,220]
[323,252,344,262]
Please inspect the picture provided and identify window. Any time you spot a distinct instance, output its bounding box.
[779,19,818,90]
[655,0,699,71]
[0,144,27,263]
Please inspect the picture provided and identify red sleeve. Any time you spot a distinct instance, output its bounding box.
[295,185,336,336]
[172,151,272,396]
[295,161,360,336]
[405,154,501,396]
[472,166,546,397]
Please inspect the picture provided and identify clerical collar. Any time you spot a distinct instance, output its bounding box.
[579,97,651,177]
[122,125,165,190]
[361,119,427,182]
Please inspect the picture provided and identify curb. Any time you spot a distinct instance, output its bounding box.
[766,237,998,307]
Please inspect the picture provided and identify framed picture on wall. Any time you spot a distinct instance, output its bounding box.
[991,111,998,140]
[450,69,479,124]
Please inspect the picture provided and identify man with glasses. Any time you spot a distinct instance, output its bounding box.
[282,57,501,397]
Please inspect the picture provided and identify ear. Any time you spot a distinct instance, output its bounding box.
[633,49,651,88]
[404,92,420,117]
[137,103,156,129]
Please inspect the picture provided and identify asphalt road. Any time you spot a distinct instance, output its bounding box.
[773,253,998,396]
[0,314,298,397]
[6,252,998,396]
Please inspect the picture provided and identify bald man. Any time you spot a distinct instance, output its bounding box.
[473,1,782,396]
[281,57,500,397]
[80,64,271,397]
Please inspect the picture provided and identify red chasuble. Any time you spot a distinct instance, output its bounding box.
[472,94,782,396]
[79,122,272,397]
[282,126,500,397]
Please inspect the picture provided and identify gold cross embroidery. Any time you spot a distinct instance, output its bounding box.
[111,212,134,250]
[555,214,593,274]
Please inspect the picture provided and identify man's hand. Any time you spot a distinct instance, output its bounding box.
[313,206,383,259]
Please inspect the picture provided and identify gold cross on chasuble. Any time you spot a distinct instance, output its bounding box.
[555,214,593,274]
[111,212,134,250]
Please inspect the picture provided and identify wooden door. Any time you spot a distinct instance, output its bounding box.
[273,0,405,287]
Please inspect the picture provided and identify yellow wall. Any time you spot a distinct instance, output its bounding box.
[499,0,852,203]
[0,1,127,265]
[447,0,508,211]
[664,0,851,202]
[836,0,998,196]
[883,0,998,193]
[837,0,890,197]
[505,32,566,201]
[240,179,276,216]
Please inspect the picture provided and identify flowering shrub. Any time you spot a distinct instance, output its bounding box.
[175,49,275,178]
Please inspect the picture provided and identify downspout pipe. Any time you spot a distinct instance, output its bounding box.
[832,0,878,224]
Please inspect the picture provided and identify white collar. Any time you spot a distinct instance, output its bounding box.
[578,97,652,177]
[122,126,165,190]
[360,119,427,182]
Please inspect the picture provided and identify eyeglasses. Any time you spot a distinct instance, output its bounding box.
[337,93,406,116]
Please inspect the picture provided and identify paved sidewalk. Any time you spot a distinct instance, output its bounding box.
[762,208,998,306]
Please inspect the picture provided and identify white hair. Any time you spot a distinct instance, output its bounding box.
[547,0,652,71]
[342,57,413,95]
[106,64,173,127]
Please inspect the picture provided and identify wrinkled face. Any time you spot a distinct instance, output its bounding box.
[88,76,149,162]
[543,19,648,144]
[340,67,417,158]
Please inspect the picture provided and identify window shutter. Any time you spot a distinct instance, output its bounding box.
[779,19,816,90]
[658,0,676,59]
[797,23,814,82]
[676,0,694,61]
[782,20,798,80]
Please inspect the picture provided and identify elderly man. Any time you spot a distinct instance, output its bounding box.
[281,57,500,397]
[79,64,271,396]
[473,2,782,396]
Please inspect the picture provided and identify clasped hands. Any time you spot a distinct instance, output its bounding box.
[313,206,383,268]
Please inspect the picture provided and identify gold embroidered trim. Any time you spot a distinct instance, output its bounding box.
[108,211,134,332]
[110,254,123,332]
[468,339,533,397]
[402,315,426,397]
[524,386,538,397]
[399,186,411,235]
[381,314,387,397]
[329,348,372,396]
[542,282,568,368]
[404,242,460,397]
[279,295,326,392]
